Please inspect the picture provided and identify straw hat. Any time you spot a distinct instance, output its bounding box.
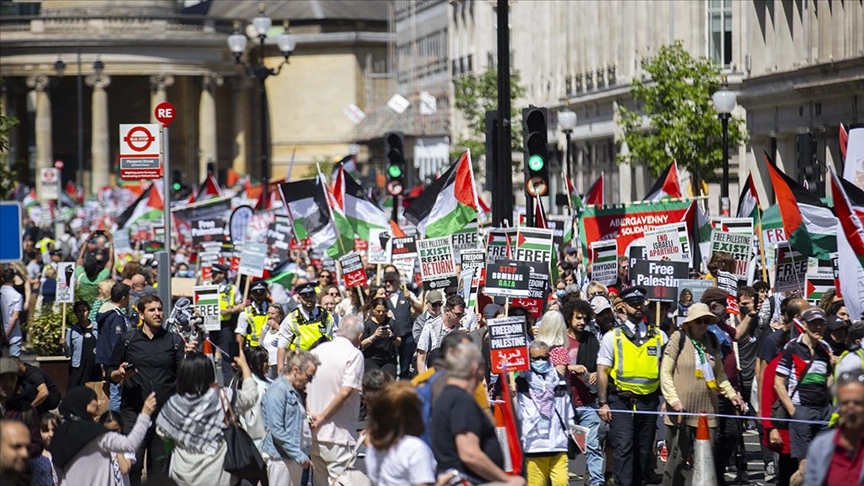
[681,303,721,326]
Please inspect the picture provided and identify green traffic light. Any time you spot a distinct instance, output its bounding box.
[528,154,545,172]
[388,164,403,178]
[172,182,181,191]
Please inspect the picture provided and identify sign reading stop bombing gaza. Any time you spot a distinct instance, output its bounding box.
[119,124,162,180]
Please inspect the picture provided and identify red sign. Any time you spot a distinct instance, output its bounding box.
[339,252,367,289]
[123,126,157,152]
[488,316,530,373]
[353,238,369,251]
[579,199,693,257]
[54,159,64,170]
[154,101,176,127]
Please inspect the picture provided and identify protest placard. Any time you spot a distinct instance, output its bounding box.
[418,237,458,290]
[451,230,480,264]
[238,242,268,278]
[483,259,532,298]
[643,222,690,263]
[677,279,715,308]
[391,236,417,260]
[716,270,738,296]
[56,262,75,304]
[459,269,474,303]
[629,245,647,270]
[514,228,554,266]
[774,243,807,293]
[710,230,753,279]
[339,252,367,288]
[512,263,549,318]
[171,277,196,297]
[392,258,416,286]
[590,240,618,286]
[630,260,688,302]
[719,217,754,235]
[191,218,227,246]
[459,248,486,273]
[488,316,530,373]
[805,274,834,304]
[368,229,393,264]
[266,214,292,262]
[194,285,221,331]
[487,228,517,262]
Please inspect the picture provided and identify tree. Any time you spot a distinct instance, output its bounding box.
[0,87,19,200]
[453,69,526,167]
[618,40,747,194]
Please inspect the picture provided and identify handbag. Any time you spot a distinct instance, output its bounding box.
[218,388,268,483]
[330,431,372,486]
[770,358,814,430]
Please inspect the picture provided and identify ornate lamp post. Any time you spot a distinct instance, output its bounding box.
[712,76,737,215]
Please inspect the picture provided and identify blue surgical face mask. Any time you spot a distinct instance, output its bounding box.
[556,289,566,299]
[530,359,551,374]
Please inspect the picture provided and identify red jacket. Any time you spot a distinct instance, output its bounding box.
[760,355,791,454]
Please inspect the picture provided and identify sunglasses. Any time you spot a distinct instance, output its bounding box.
[530,355,550,361]
[449,310,465,319]
[429,302,443,308]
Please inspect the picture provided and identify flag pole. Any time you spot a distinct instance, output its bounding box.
[757,218,768,283]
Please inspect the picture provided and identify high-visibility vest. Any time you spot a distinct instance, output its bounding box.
[219,285,236,322]
[244,304,269,347]
[611,328,664,395]
[829,347,864,427]
[286,307,334,351]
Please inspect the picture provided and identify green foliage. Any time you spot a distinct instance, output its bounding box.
[27,307,65,356]
[302,156,337,179]
[618,40,748,188]
[0,86,19,200]
[453,69,526,165]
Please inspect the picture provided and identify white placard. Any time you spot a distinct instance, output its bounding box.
[56,262,75,304]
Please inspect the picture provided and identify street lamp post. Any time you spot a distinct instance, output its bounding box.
[228,4,295,206]
[558,108,577,193]
[712,76,736,215]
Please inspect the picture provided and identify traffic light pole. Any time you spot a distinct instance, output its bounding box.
[494,0,513,228]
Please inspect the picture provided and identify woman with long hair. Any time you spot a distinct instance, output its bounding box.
[49,386,157,485]
[365,381,436,486]
[534,310,569,375]
[238,346,272,452]
[360,297,401,378]
[155,351,258,486]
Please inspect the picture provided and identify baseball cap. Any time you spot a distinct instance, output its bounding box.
[590,295,613,314]
[426,290,443,304]
[801,307,826,323]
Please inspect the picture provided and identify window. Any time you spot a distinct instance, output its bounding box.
[708,0,733,67]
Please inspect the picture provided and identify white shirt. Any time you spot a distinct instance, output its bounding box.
[597,320,668,368]
[364,436,437,486]
[307,336,364,446]
[1,285,24,344]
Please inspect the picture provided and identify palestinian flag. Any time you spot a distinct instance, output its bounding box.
[405,151,479,238]
[115,181,164,230]
[565,176,583,211]
[644,161,683,201]
[532,196,548,229]
[266,259,299,288]
[685,200,714,269]
[279,176,351,260]
[830,170,864,320]
[583,173,604,206]
[838,175,864,221]
[765,152,837,260]
[478,195,492,225]
[332,164,388,241]
[805,274,835,304]
[737,172,761,220]
[195,173,223,202]
[226,168,241,188]
[322,172,356,258]
[330,154,358,181]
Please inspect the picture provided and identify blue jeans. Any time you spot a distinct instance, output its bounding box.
[5,340,21,357]
[576,404,605,486]
[108,382,121,411]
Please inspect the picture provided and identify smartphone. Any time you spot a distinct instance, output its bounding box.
[124,363,137,373]
[228,340,240,359]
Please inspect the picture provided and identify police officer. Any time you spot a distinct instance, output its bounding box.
[235,279,270,348]
[275,282,335,373]
[596,286,668,486]
[211,263,242,383]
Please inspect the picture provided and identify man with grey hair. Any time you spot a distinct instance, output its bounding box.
[306,315,365,485]
[430,342,525,486]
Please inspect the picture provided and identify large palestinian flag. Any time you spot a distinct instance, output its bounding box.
[405,151,479,238]
[332,164,388,241]
[115,181,164,230]
[279,176,351,260]
[765,152,837,260]
[830,169,864,320]
[644,161,683,201]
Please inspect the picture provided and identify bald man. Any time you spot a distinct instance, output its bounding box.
[0,419,31,483]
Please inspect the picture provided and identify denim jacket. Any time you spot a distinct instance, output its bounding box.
[260,376,312,463]
[65,323,97,368]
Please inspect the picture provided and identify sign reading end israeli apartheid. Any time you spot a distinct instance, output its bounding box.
[488,316,530,372]
[631,260,688,302]
[484,259,532,298]
[339,252,367,288]
[194,285,221,331]
[710,230,753,279]
[590,240,618,286]
[418,237,458,290]
[643,222,690,263]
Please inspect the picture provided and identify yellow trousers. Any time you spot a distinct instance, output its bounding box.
[525,452,569,486]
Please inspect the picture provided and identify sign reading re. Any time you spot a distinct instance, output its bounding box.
[154,101,176,127]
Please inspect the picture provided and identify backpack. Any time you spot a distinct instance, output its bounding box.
[676,329,719,358]
[416,369,446,446]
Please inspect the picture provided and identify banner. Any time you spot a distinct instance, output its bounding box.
[643,222,690,263]
[194,285,221,331]
[774,243,808,293]
[56,262,75,304]
[578,198,693,257]
[460,248,486,273]
[488,316,530,373]
[391,236,417,260]
[339,252,367,288]
[238,242,267,278]
[418,237,458,290]
[590,240,618,286]
[710,230,754,279]
[484,259,532,298]
[630,260,688,302]
[172,195,233,223]
[191,218,227,246]
[368,229,393,265]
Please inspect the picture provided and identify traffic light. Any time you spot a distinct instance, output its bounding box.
[385,131,405,196]
[171,169,182,193]
[522,106,549,198]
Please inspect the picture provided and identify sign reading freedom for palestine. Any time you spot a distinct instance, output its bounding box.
[488,316,530,372]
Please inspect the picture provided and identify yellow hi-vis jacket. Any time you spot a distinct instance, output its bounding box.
[611,328,665,395]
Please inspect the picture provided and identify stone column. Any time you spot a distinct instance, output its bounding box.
[26,74,52,198]
[198,73,222,178]
[86,71,111,192]
[149,73,175,123]
[230,76,250,175]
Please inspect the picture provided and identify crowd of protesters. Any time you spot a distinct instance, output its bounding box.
[1,223,863,486]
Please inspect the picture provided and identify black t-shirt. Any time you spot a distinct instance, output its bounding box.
[758,329,788,364]
[20,364,61,401]
[362,319,398,365]
[431,384,504,482]
[107,327,185,413]
[736,315,761,386]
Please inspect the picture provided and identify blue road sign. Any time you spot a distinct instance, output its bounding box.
[0,202,23,263]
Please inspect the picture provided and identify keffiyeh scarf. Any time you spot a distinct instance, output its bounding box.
[156,386,232,454]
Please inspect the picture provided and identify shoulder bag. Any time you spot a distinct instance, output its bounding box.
[218,388,268,483]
